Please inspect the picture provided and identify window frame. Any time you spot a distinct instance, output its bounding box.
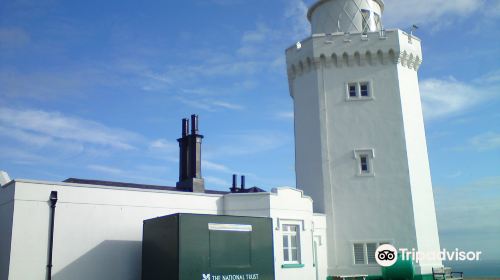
[345,81,373,101]
[282,224,301,264]
[360,155,370,174]
[360,82,370,97]
[348,83,358,98]
[354,149,375,176]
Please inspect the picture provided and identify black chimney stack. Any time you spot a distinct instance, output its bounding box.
[176,114,205,193]
[230,174,238,193]
[241,175,246,191]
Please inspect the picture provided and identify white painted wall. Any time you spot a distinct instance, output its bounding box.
[0,180,326,280]
[397,61,442,274]
[5,180,221,280]
[287,29,441,276]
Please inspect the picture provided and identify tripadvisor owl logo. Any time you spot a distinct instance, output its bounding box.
[375,244,398,267]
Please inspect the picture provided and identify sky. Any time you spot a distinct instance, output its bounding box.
[1,0,499,261]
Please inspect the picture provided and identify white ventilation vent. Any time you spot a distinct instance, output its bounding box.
[354,243,365,264]
[366,243,377,264]
[0,171,11,186]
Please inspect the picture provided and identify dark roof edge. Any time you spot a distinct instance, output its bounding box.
[63,178,228,195]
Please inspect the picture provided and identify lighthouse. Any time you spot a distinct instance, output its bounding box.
[286,0,442,277]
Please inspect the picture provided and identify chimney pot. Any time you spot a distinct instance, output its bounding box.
[182,118,189,137]
[241,175,246,190]
[191,114,199,135]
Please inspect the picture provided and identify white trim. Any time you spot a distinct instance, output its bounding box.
[208,223,252,232]
[276,218,306,231]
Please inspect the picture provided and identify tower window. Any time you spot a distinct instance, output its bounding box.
[360,155,369,173]
[360,83,369,97]
[349,83,357,97]
[354,149,375,176]
[346,82,372,100]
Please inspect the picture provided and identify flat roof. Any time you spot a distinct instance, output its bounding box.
[63,178,229,194]
[63,178,266,194]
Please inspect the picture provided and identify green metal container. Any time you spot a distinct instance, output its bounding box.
[382,253,415,280]
[142,213,275,280]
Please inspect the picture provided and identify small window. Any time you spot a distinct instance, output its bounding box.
[354,149,375,176]
[283,225,300,264]
[360,155,369,173]
[360,83,369,97]
[346,82,372,100]
[349,84,357,97]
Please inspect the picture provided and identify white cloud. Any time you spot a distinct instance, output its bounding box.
[150,139,177,151]
[383,0,486,28]
[276,111,294,120]
[177,97,244,112]
[205,130,290,158]
[284,0,310,40]
[475,70,500,84]
[204,160,232,173]
[241,23,270,43]
[87,164,124,175]
[210,101,244,110]
[469,132,500,151]
[0,107,140,150]
[420,76,500,120]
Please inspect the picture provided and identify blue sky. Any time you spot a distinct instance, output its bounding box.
[1,0,499,261]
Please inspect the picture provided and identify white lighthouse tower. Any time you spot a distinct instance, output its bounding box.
[286,0,442,277]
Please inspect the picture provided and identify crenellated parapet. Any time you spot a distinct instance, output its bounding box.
[286,29,423,81]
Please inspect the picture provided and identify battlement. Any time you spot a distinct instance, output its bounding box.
[286,29,422,81]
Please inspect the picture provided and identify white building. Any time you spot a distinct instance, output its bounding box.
[0,1,442,280]
[0,178,328,280]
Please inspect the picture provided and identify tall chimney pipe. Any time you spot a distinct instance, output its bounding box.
[231,174,237,192]
[182,118,189,137]
[241,175,246,190]
[191,114,199,135]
